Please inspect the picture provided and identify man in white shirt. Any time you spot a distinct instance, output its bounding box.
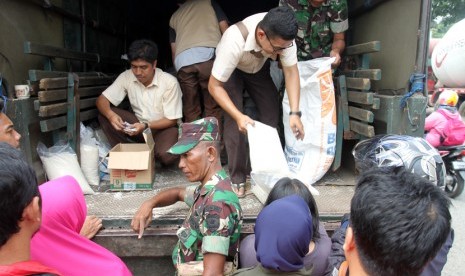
[208,7,305,196]
[97,39,183,166]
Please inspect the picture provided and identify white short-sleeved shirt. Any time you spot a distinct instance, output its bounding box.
[211,12,298,82]
[102,68,183,122]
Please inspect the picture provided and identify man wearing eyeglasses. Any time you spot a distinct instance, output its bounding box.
[208,6,304,197]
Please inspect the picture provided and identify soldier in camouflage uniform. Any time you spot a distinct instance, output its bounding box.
[280,0,348,66]
[131,117,242,275]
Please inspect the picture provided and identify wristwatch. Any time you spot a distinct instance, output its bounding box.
[289,111,302,117]
[142,122,149,130]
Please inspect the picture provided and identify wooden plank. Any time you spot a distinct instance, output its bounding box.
[38,86,106,102]
[39,76,112,90]
[39,77,69,90]
[24,41,99,62]
[33,100,40,111]
[29,70,109,81]
[39,98,97,117]
[349,106,374,123]
[349,120,375,137]
[345,41,381,56]
[78,76,114,87]
[343,69,381,80]
[40,109,99,132]
[348,91,374,105]
[372,98,380,109]
[346,78,371,90]
[338,75,350,131]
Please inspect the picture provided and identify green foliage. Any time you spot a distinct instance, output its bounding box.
[431,0,465,38]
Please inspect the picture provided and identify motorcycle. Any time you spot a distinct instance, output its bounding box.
[437,145,465,198]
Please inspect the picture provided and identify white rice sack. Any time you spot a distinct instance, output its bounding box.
[283,57,337,185]
[37,142,94,195]
[80,144,100,186]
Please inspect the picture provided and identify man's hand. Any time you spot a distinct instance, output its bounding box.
[289,115,305,140]
[131,200,154,239]
[123,122,145,136]
[329,49,342,68]
[109,114,125,131]
[236,114,255,134]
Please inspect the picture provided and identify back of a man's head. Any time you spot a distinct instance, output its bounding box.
[259,6,298,41]
[351,166,451,276]
[0,142,39,247]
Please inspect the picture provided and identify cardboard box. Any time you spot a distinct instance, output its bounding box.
[108,129,155,190]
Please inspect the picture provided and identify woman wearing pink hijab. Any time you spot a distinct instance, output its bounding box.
[30,176,132,276]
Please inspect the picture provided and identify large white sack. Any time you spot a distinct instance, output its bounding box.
[283,57,337,185]
[37,142,95,195]
[80,124,100,186]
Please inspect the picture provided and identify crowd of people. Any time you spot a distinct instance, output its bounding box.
[0,0,459,275]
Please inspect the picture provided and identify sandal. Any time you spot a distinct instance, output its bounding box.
[232,183,246,198]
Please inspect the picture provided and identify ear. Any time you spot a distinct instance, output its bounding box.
[22,196,41,223]
[256,27,266,39]
[343,226,356,253]
[206,145,217,162]
[153,60,157,69]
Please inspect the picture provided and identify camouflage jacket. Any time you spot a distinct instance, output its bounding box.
[172,169,243,264]
[280,0,348,61]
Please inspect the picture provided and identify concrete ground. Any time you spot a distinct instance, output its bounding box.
[442,189,465,275]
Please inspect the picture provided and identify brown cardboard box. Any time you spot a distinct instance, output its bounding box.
[108,129,155,190]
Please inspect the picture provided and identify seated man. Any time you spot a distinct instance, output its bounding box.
[131,117,242,275]
[97,39,183,166]
[0,142,61,275]
[0,102,102,239]
[327,166,452,276]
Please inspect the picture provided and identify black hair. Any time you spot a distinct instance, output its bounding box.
[351,166,451,276]
[127,39,159,63]
[0,142,40,247]
[265,177,320,239]
[258,6,298,41]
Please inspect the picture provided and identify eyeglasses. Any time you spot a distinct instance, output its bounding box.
[264,31,293,53]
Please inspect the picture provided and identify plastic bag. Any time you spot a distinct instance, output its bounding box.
[37,141,94,195]
[93,126,112,181]
[247,122,319,203]
[283,57,336,185]
[80,124,100,186]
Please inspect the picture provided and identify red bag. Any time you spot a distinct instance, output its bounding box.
[438,109,465,146]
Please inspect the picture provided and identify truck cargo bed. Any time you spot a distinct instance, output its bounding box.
[86,166,355,275]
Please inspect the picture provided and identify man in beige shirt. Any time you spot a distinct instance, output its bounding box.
[97,39,183,166]
[169,0,228,126]
[208,7,305,196]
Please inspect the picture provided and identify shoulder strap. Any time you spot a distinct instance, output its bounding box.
[235,21,248,41]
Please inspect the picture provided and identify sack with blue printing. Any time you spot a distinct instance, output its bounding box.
[282,57,337,185]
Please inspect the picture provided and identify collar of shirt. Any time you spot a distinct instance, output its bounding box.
[195,168,228,197]
[130,67,161,88]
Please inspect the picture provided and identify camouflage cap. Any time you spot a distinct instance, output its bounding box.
[167,117,220,155]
